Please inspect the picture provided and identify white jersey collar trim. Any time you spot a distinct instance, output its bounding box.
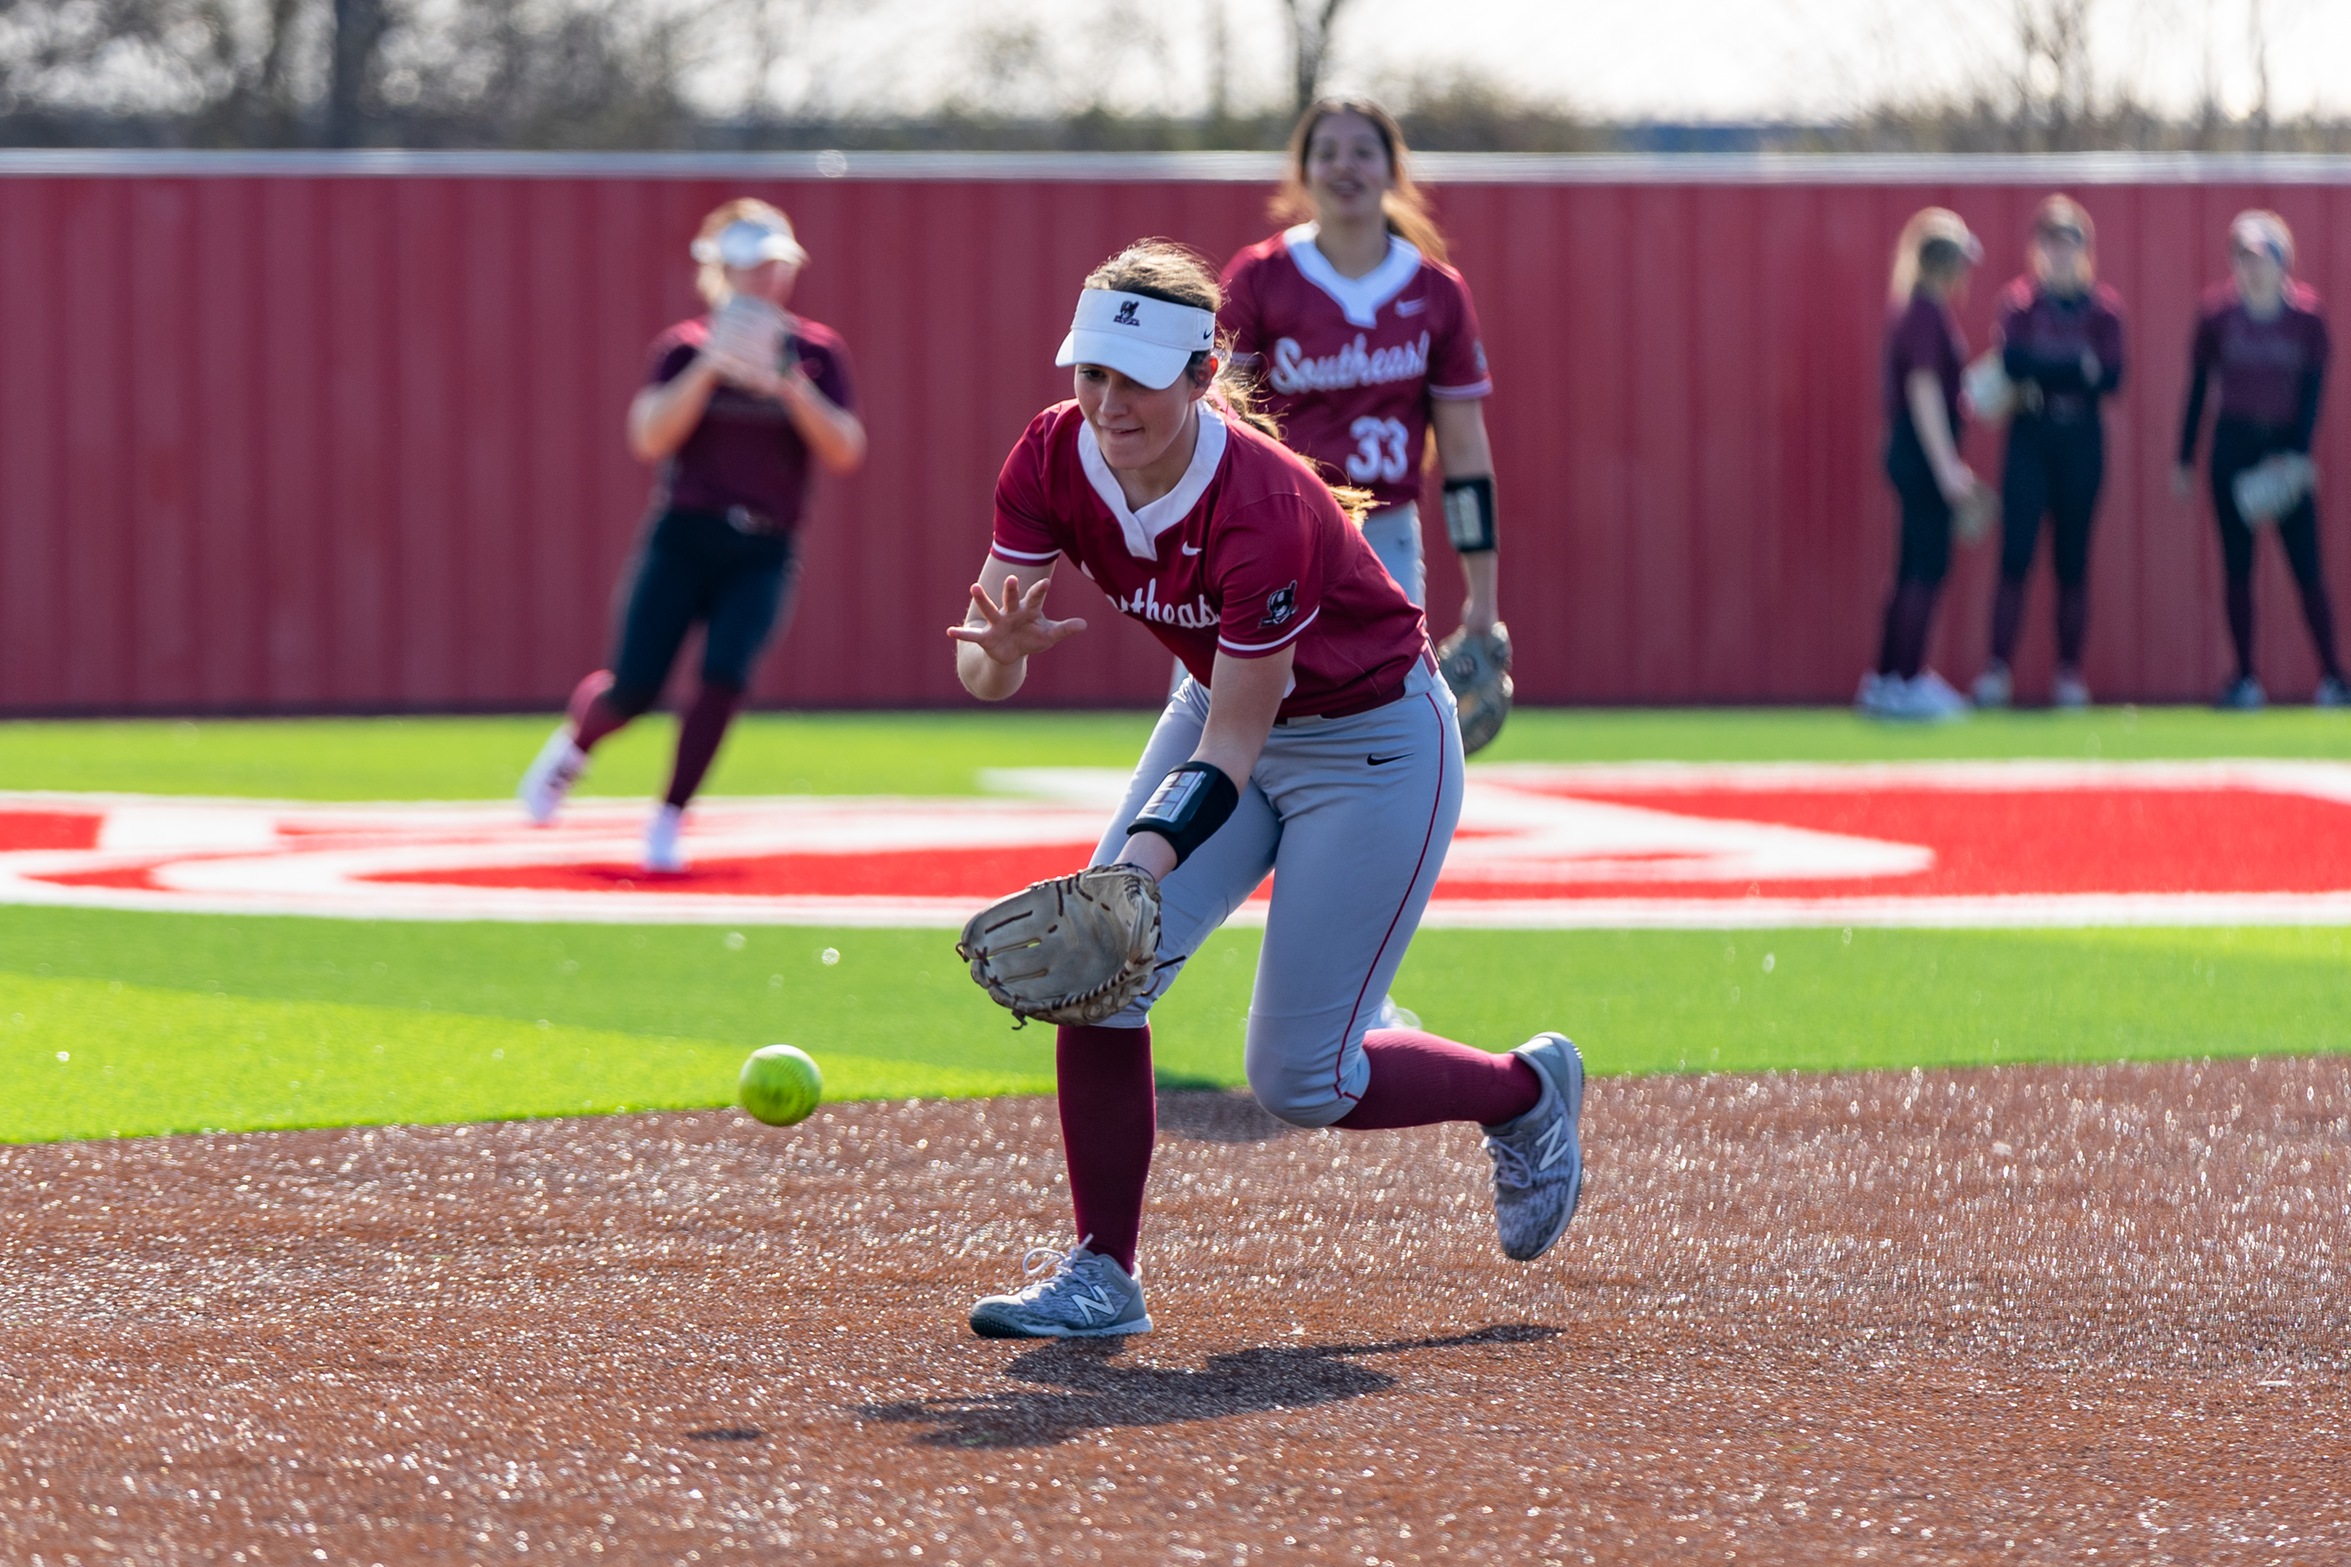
[1282,223,1423,328]
[1077,405,1229,560]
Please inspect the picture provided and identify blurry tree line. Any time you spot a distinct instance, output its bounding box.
[0,0,2345,152]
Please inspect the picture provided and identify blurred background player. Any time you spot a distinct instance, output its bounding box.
[1973,195,2126,711]
[517,199,867,866]
[1219,98,1500,657]
[949,241,1584,1339]
[2173,210,2344,710]
[1859,208,1984,722]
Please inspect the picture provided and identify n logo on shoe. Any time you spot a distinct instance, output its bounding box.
[1533,1118,1574,1171]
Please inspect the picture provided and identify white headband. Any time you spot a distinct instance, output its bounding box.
[1055,288,1216,390]
[691,217,807,271]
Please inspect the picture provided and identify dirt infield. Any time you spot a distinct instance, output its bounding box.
[5,1057,2347,1565]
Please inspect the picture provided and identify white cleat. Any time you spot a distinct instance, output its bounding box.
[518,726,588,825]
[1484,1033,1586,1262]
[969,1243,1152,1339]
[642,803,687,873]
[2051,667,2093,710]
[1373,995,1422,1032]
[1972,661,2013,710]
[1906,668,1972,721]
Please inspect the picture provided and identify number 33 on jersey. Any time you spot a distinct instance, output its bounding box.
[1219,224,1492,511]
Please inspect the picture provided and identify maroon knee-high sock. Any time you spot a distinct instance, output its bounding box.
[568,670,629,752]
[664,682,744,809]
[1055,1023,1156,1275]
[1334,1029,1542,1131]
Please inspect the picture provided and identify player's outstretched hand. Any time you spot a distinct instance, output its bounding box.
[949,574,1087,665]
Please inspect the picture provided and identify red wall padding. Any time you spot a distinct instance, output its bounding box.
[1,160,2346,713]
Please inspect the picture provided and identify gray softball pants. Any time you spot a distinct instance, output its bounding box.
[1089,658,1465,1128]
[1360,504,1427,607]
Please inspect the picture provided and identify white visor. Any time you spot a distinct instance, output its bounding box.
[691,217,807,271]
[1056,289,1216,390]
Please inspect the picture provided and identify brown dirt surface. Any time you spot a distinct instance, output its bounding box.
[4,1055,2348,1566]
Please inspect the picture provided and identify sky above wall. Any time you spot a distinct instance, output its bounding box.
[687,0,2351,124]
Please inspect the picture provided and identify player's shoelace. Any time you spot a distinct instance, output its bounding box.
[1013,1245,1072,1294]
[1007,1238,1103,1302]
[1486,1138,1536,1190]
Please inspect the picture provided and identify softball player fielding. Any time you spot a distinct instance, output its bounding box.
[948,240,1586,1339]
[518,199,867,866]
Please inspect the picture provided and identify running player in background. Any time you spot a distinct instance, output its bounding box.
[1219,98,1500,648]
[2173,210,2345,710]
[517,199,867,866]
[1974,195,2126,711]
[1860,208,1984,722]
[948,241,1585,1339]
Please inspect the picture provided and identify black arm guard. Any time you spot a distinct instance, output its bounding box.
[1441,475,1497,553]
[1125,761,1239,868]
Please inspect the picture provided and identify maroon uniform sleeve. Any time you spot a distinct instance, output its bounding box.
[646,329,700,388]
[1888,299,1943,382]
[990,412,1064,564]
[1994,278,2031,346]
[1218,251,1267,368]
[794,332,857,413]
[1211,495,1325,658]
[2178,301,2223,466]
[1428,271,1493,399]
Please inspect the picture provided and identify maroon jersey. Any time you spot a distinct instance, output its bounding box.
[2177,282,2330,461]
[1884,290,1966,444]
[991,403,1428,720]
[1219,227,1491,510]
[644,314,857,533]
[1995,277,2126,422]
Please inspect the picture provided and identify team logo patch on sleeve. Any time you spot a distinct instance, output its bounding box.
[1259,583,1298,629]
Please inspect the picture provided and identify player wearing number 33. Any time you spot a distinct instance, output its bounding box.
[948,240,1586,1339]
[1220,98,1512,755]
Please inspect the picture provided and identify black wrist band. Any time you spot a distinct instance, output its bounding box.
[1442,475,1497,553]
[1124,761,1240,868]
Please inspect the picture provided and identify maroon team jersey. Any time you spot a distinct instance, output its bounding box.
[644,314,857,533]
[2177,281,2331,461]
[1219,227,1492,510]
[992,403,1429,721]
[1884,291,1966,444]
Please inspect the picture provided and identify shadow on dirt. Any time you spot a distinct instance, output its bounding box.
[860,1324,1558,1448]
[1153,1087,1295,1144]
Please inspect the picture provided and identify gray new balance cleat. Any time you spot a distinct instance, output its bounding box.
[1483,1033,1587,1261]
[970,1243,1152,1339]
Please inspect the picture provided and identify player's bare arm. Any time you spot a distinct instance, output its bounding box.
[1114,644,1294,881]
[773,368,867,473]
[949,551,1086,701]
[1431,397,1501,636]
[626,358,725,462]
[708,346,869,474]
[1907,368,1975,502]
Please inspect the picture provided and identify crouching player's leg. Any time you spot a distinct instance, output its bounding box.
[1245,675,1586,1262]
[970,683,1280,1338]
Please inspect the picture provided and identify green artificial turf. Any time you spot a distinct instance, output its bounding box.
[4,906,2345,1143]
[1,705,2346,803]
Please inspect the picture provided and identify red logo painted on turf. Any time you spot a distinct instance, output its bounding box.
[4,763,2351,928]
